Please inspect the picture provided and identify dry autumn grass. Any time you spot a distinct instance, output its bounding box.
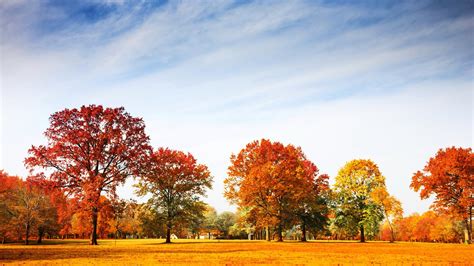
[0,239,473,265]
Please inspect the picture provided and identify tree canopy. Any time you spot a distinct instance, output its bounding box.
[25,105,152,245]
[333,159,387,242]
[136,147,213,243]
[411,147,473,243]
[224,139,327,241]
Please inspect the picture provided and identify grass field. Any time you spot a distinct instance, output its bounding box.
[0,239,473,265]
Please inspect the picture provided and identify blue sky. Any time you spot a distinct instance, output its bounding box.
[1,0,472,214]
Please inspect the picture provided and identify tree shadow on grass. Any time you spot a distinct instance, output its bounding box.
[142,240,265,245]
[141,240,369,245]
[38,240,92,246]
[0,247,117,263]
[303,240,365,244]
[0,239,91,246]
[0,244,250,263]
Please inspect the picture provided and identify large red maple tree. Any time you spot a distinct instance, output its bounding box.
[25,105,152,245]
[411,147,473,243]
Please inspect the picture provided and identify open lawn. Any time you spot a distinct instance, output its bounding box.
[0,239,473,265]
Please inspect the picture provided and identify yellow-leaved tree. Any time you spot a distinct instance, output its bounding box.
[333,159,386,242]
[371,187,403,242]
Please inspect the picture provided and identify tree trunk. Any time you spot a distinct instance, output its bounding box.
[90,208,98,245]
[464,218,472,244]
[390,226,395,243]
[266,227,270,241]
[37,228,44,244]
[277,223,283,242]
[360,225,365,243]
[301,221,307,242]
[25,223,30,245]
[469,207,472,244]
[388,220,395,243]
[166,223,171,243]
[384,209,395,243]
[17,227,22,242]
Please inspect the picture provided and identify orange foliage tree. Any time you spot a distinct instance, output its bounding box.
[224,139,326,242]
[27,178,61,244]
[413,211,437,242]
[109,199,142,239]
[0,172,58,245]
[393,211,463,243]
[395,213,420,241]
[25,105,152,245]
[411,147,473,243]
[0,171,23,243]
[371,187,403,242]
[137,148,212,243]
[52,191,74,239]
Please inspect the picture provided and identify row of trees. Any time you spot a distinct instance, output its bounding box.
[380,211,467,243]
[0,173,61,244]
[0,172,240,244]
[224,140,400,243]
[1,171,465,244]
[0,105,472,244]
[225,139,472,243]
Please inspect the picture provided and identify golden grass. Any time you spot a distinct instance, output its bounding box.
[0,239,473,265]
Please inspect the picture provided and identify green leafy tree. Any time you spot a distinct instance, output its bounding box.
[333,159,386,242]
[216,211,237,238]
[294,174,330,241]
[203,206,218,239]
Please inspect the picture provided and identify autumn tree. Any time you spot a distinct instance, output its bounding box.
[25,178,64,244]
[97,196,114,239]
[333,159,386,242]
[228,208,255,239]
[395,213,420,242]
[46,184,74,240]
[225,139,324,241]
[393,211,464,243]
[71,209,91,238]
[50,193,74,239]
[411,147,473,243]
[116,200,143,239]
[35,194,59,244]
[0,171,23,243]
[413,211,437,242]
[202,205,218,239]
[25,105,152,245]
[294,174,330,242]
[184,201,207,239]
[371,187,403,242]
[10,178,54,245]
[137,147,212,243]
[0,173,58,245]
[429,213,461,243]
[137,203,166,238]
[110,198,126,239]
[216,211,237,238]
